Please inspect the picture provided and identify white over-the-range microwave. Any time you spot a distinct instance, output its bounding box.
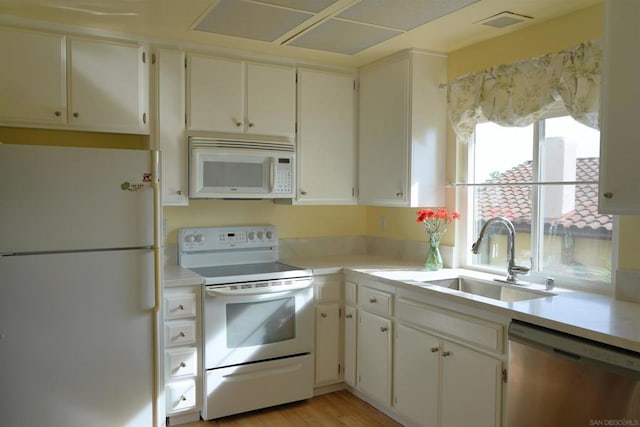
[188,136,295,199]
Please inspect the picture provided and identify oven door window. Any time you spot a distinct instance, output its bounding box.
[226,297,295,348]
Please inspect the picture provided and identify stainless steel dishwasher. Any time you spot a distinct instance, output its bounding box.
[507,320,640,426]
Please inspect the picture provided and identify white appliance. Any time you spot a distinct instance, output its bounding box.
[188,137,295,199]
[0,144,162,427]
[178,225,314,420]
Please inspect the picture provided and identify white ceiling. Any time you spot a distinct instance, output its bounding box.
[0,0,603,67]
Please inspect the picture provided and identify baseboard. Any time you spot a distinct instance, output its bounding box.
[313,382,346,396]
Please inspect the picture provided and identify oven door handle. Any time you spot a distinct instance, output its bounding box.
[205,281,313,297]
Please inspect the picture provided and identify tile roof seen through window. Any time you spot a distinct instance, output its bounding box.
[476,157,612,238]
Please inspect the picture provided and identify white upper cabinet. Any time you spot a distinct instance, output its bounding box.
[246,63,296,137]
[0,27,66,126]
[187,54,244,133]
[599,0,640,214]
[187,54,295,139]
[296,68,356,204]
[0,27,149,134]
[156,48,188,206]
[69,37,148,133]
[358,50,447,207]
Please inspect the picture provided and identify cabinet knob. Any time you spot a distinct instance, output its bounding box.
[248,122,254,128]
[180,395,187,401]
[320,312,328,318]
[54,111,62,117]
[396,192,403,197]
[178,331,186,337]
[176,190,183,195]
[177,304,185,310]
[442,351,451,357]
[380,326,388,332]
[369,298,377,303]
[603,192,613,199]
[233,119,242,127]
[179,362,187,368]
[73,112,79,118]
[345,313,353,319]
[430,347,439,353]
[300,190,307,195]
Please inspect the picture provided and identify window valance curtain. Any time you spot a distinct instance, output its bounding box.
[447,39,602,143]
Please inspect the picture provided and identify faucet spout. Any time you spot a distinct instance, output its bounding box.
[471,216,529,283]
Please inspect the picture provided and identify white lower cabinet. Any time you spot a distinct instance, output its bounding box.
[345,274,506,427]
[394,323,439,427]
[440,341,502,427]
[314,274,343,387]
[343,304,357,387]
[163,286,202,424]
[357,309,392,406]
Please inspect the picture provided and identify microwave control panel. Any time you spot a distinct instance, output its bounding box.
[274,158,293,194]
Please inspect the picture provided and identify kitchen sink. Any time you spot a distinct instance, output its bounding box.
[425,277,556,302]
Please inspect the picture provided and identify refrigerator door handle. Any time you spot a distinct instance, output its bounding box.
[151,149,162,313]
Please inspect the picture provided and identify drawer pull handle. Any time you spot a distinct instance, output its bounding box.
[179,362,187,368]
[345,314,353,319]
[369,298,377,303]
[430,347,439,353]
[178,331,186,337]
[321,312,328,318]
[380,326,388,332]
[442,351,451,357]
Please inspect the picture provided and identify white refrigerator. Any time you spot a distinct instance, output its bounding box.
[0,144,162,427]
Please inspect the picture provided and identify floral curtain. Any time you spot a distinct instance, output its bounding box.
[447,39,602,143]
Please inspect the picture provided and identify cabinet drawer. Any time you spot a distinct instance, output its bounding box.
[315,276,342,303]
[397,298,503,353]
[165,321,197,347]
[166,379,197,413]
[165,293,197,320]
[166,347,198,379]
[345,281,357,305]
[359,286,393,316]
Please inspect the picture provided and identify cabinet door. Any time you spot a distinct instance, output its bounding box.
[187,55,244,133]
[246,62,295,137]
[599,0,640,213]
[315,303,341,386]
[157,48,188,206]
[394,324,439,427]
[0,27,66,125]
[297,68,356,204]
[358,56,409,206]
[343,304,357,387]
[69,37,147,133]
[441,341,502,427]
[357,310,392,405]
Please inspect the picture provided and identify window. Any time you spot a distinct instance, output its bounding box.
[467,112,612,288]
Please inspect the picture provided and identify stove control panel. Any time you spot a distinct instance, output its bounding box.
[179,225,278,252]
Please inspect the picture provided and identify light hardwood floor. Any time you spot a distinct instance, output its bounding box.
[177,390,402,426]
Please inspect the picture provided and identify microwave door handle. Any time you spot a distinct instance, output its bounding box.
[269,157,276,192]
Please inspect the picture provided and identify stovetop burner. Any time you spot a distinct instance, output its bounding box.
[190,261,311,285]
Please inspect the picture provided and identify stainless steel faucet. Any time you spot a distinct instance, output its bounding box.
[471,216,530,283]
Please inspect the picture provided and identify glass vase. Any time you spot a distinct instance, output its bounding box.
[424,237,443,271]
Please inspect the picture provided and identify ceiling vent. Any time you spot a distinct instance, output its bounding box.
[476,11,533,28]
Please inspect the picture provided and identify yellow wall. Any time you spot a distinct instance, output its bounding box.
[164,201,367,246]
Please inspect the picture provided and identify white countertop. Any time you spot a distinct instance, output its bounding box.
[164,255,640,352]
[283,255,640,353]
